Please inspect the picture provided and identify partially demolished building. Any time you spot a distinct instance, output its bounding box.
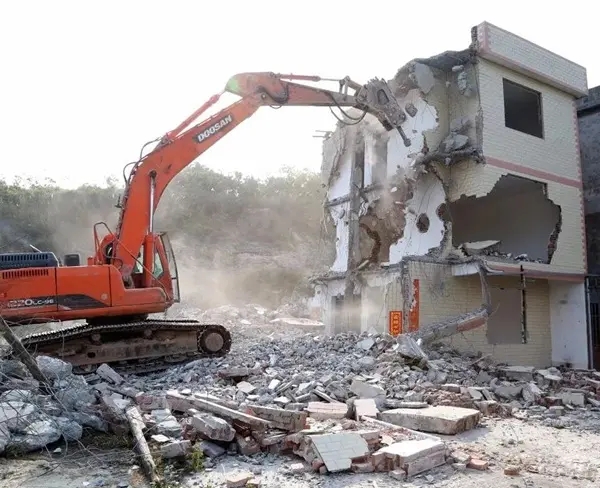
[310,22,590,369]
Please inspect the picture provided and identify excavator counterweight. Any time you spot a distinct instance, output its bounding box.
[0,72,406,374]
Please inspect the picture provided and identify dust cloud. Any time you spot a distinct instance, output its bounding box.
[0,165,332,312]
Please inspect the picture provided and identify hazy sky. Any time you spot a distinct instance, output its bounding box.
[1,1,595,189]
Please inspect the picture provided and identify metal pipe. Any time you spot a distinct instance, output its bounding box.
[149,171,156,233]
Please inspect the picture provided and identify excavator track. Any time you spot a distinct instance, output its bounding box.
[17,319,232,375]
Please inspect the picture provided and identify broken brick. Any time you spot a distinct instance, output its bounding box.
[504,465,521,476]
[351,462,375,473]
[226,472,254,488]
[236,435,261,456]
[467,458,489,471]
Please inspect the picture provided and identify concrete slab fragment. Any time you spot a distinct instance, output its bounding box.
[373,438,446,474]
[354,398,379,420]
[310,432,370,473]
[380,405,481,435]
[166,391,271,431]
[306,402,348,420]
[245,405,307,432]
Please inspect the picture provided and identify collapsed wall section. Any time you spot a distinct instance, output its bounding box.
[409,260,552,367]
[449,175,562,263]
[320,52,487,274]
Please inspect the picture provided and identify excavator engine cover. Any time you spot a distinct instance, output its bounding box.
[0,252,59,270]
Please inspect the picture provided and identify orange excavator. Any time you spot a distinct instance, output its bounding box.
[0,72,410,374]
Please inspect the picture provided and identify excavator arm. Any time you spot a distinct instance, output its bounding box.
[105,72,409,280]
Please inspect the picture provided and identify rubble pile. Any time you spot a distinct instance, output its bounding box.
[137,329,600,428]
[3,323,600,484]
[0,355,109,454]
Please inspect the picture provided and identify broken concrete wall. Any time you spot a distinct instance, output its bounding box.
[447,63,480,148]
[321,126,351,199]
[449,175,561,262]
[389,174,446,261]
[548,281,589,369]
[473,56,586,272]
[320,59,472,274]
[328,202,351,272]
[315,271,404,336]
[408,260,553,368]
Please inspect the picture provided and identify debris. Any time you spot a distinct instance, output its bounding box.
[166,391,271,430]
[467,458,489,470]
[192,413,236,442]
[310,432,370,473]
[237,381,256,394]
[160,439,191,459]
[96,363,125,385]
[504,465,521,476]
[306,402,348,420]
[381,405,481,435]
[125,406,159,483]
[354,398,379,420]
[226,472,254,488]
[373,438,446,477]
[245,405,307,432]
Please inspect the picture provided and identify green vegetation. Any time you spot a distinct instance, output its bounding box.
[0,164,333,308]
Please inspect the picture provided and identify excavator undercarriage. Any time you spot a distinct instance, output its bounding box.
[17,319,232,375]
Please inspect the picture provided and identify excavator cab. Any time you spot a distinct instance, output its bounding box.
[131,232,181,304]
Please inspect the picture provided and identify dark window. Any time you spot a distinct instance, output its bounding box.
[503,79,543,138]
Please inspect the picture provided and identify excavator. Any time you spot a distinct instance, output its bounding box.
[0,72,410,374]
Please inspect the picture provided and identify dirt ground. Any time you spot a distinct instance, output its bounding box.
[2,417,599,488]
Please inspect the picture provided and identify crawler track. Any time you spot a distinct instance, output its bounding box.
[17,319,232,375]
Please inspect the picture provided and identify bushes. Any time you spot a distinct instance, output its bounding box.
[0,165,333,307]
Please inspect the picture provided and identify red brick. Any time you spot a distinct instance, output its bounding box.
[467,458,489,471]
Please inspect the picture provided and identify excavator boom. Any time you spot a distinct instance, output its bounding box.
[110,72,409,280]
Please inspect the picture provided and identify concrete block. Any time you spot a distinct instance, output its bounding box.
[306,402,348,420]
[166,391,271,431]
[310,432,370,473]
[198,440,226,458]
[237,381,256,394]
[160,439,191,459]
[350,380,386,407]
[136,392,168,411]
[156,419,182,437]
[376,438,446,468]
[236,435,261,455]
[380,405,481,435]
[245,405,307,432]
[151,434,170,443]
[499,365,535,381]
[192,413,236,442]
[354,398,379,420]
[96,363,124,385]
[558,391,585,407]
[405,450,447,477]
